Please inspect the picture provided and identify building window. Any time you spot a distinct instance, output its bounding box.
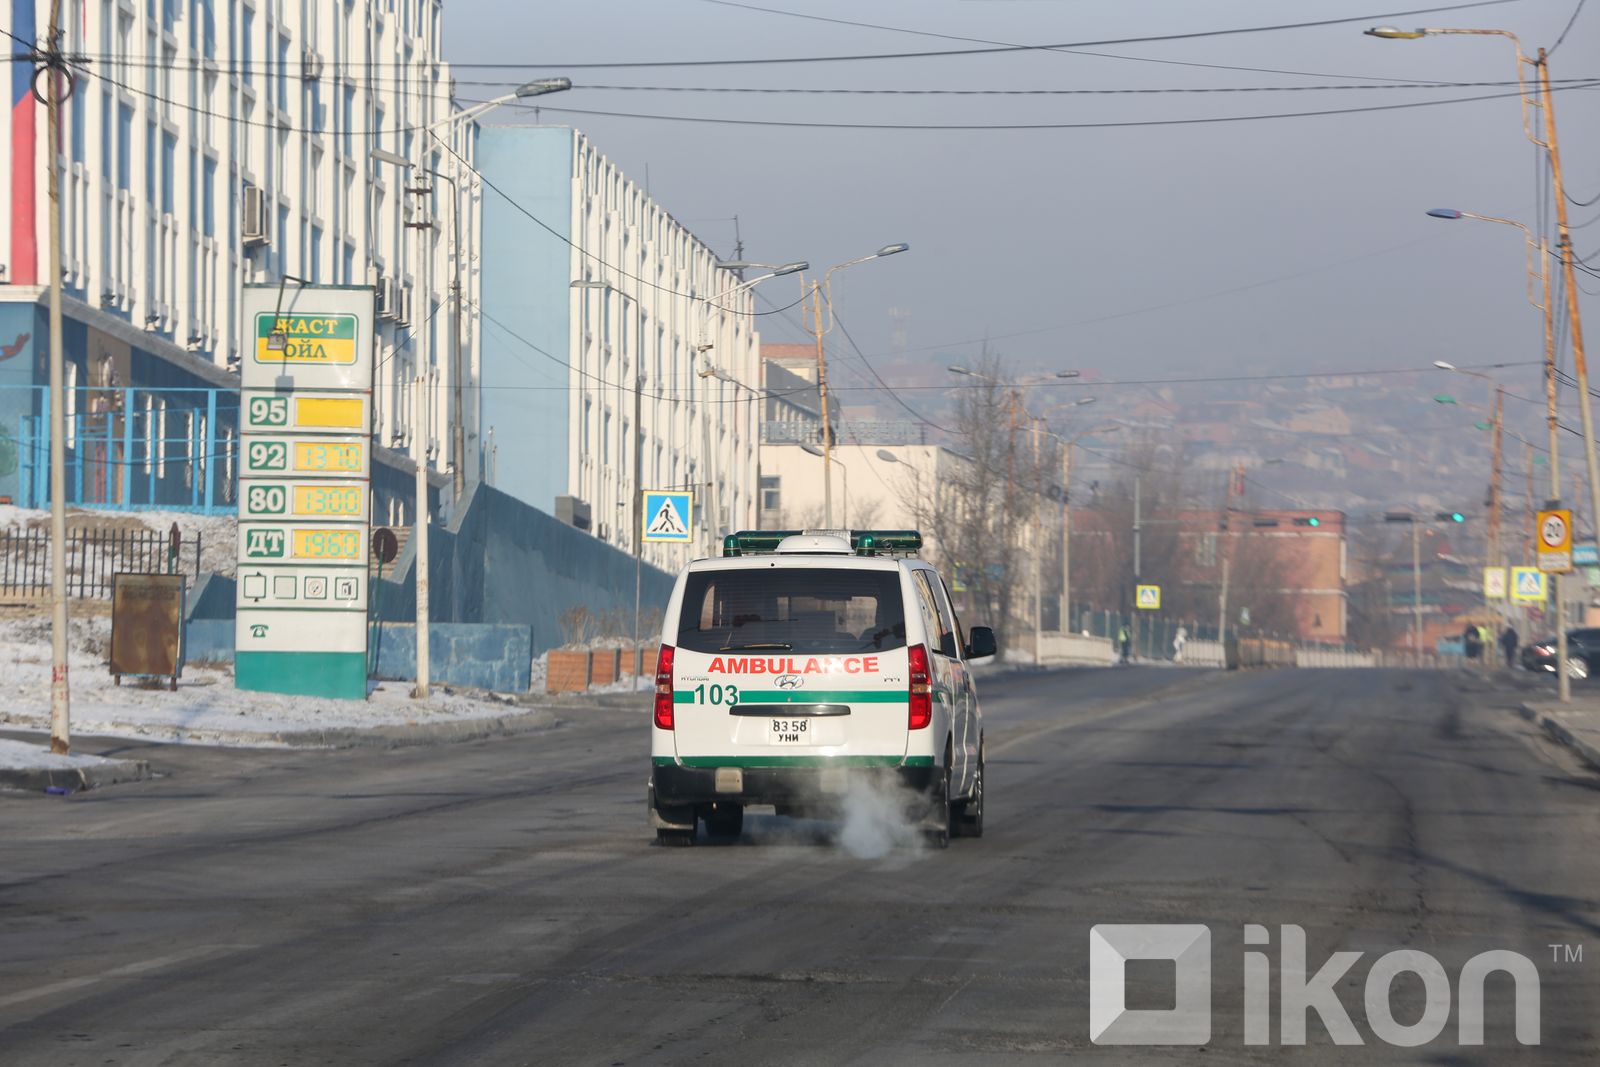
[760,475,780,512]
[116,105,133,191]
[160,132,177,215]
[202,158,216,237]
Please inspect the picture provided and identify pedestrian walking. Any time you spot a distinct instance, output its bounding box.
[1118,624,1132,665]
[1462,622,1482,665]
[1173,625,1188,663]
[1500,624,1519,669]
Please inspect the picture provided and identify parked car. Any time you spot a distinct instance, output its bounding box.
[1520,628,1600,678]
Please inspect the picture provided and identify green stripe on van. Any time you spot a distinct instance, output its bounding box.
[655,755,935,769]
[673,690,907,704]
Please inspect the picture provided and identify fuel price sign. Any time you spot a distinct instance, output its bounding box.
[237,284,375,701]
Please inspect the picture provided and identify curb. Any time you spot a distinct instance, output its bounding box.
[0,757,151,795]
[0,707,565,752]
[1518,702,1600,772]
[270,707,562,749]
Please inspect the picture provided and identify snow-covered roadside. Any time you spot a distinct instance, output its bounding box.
[0,504,239,578]
[0,614,550,748]
[0,737,125,770]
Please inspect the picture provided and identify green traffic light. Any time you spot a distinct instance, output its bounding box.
[1451,512,1464,523]
[1307,516,1319,527]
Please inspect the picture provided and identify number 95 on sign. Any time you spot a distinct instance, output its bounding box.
[241,481,369,523]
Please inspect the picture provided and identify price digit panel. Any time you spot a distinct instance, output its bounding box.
[240,481,370,523]
[242,436,368,479]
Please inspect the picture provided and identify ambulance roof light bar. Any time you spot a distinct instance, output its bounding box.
[721,529,924,557]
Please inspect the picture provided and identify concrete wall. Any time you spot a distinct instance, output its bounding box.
[1037,632,1116,666]
[375,481,677,658]
[369,623,532,693]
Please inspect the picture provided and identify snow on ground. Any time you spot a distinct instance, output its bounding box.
[0,737,124,770]
[0,612,543,747]
[0,504,239,577]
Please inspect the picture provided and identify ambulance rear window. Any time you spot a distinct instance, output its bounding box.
[677,568,906,655]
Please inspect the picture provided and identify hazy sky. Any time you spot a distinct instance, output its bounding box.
[445,0,1599,417]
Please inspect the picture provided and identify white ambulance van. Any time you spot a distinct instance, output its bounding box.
[648,530,996,847]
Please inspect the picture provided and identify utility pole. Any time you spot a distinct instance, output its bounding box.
[413,375,431,699]
[44,1,70,754]
[1539,51,1600,615]
[449,184,465,505]
[633,373,644,686]
[810,281,835,528]
[1488,386,1503,573]
[1412,518,1423,662]
[1133,473,1143,658]
[1032,417,1043,662]
[1059,440,1071,633]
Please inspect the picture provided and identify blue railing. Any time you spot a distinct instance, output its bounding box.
[3,385,239,515]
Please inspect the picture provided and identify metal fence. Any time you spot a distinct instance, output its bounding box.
[0,527,203,600]
[4,385,239,514]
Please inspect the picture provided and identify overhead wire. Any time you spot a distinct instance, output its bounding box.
[25,40,810,318]
[15,1,1518,75]
[495,82,1600,131]
[1549,0,1590,56]
[703,0,1513,86]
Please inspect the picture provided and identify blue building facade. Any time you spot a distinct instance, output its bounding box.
[476,127,575,519]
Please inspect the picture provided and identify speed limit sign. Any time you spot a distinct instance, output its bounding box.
[1538,508,1573,573]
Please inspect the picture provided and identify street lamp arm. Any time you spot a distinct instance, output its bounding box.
[1366,26,1542,146]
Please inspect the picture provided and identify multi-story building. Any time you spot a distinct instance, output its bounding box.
[0,0,477,516]
[476,125,762,568]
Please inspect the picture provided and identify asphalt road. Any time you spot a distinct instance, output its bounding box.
[3,667,1598,1065]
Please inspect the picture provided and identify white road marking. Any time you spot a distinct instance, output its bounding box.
[0,944,252,1011]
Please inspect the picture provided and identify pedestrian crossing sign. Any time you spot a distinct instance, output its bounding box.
[642,490,694,543]
[1136,584,1161,610]
[1510,566,1547,603]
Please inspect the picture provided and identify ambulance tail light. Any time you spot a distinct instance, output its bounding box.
[654,645,676,730]
[908,643,933,730]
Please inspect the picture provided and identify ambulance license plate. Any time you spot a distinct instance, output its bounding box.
[768,718,813,744]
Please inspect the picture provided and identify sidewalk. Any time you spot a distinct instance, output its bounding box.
[1518,694,1600,773]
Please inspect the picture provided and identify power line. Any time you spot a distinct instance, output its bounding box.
[18,1,1515,74]
[678,1,1520,70]
[702,0,1497,86]
[1549,0,1590,56]
[40,48,808,318]
[497,81,1600,131]
[559,78,1593,96]
[828,361,1542,394]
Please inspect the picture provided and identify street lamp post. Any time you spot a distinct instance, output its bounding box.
[699,261,807,553]
[1426,206,1566,697]
[1431,363,1505,572]
[799,442,848,526]
[1373,26,1598,668]
[802,244,909,527]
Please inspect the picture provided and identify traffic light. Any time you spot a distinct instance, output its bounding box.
[1435,511,1465,523]
[1292,516,1321,527]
